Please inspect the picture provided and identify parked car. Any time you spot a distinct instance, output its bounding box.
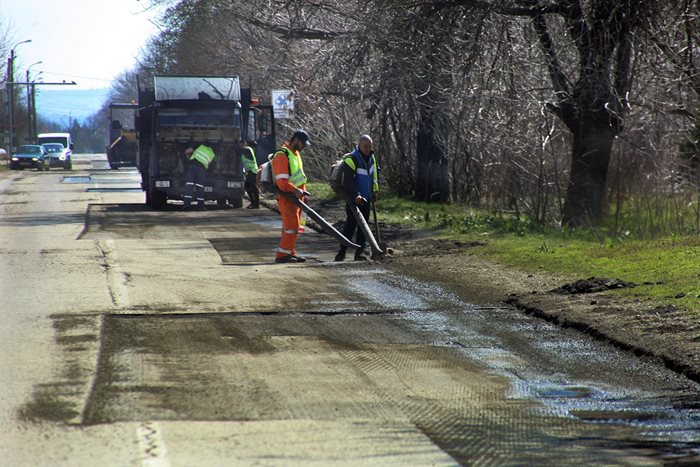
[41,143,72,170]
[10,145,50,171]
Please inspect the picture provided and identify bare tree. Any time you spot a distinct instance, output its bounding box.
[120,1,700,234]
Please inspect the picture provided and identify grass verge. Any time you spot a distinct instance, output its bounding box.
[306,184,700,315]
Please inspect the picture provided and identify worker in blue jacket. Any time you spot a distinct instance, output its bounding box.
[335,134,379,261]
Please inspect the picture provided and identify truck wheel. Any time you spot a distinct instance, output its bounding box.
[231,198,243,209]
[149,190,167,210]
[217,199,228,207]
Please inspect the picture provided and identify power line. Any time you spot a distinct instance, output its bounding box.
[41,70,115,83]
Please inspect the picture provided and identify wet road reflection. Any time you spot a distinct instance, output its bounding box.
[337,268,700,460]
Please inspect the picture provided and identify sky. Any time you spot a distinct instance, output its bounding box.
[1,0,158,90]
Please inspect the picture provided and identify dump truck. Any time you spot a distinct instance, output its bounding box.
[107,103,138,169]
[136,75,276,210]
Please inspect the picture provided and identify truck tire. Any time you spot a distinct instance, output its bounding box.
[217,199,228,207]
[230,197,243,209]
[149,190,167,210]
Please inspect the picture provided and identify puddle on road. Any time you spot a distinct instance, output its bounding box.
[336,267,700,460]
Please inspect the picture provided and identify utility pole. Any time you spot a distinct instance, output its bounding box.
[25,62,42,143]
[5,39,31,155]
[31,82,37,139]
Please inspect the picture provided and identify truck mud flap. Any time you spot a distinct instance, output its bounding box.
[281,192,360,250]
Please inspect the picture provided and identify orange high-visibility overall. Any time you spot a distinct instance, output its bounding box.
[272,144,306,259]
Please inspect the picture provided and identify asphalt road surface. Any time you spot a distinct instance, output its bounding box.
[1,154,700,466]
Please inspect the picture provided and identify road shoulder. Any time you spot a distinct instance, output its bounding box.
[387,239,700,385]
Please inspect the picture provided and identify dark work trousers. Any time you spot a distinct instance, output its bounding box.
[244,172,260,207]
[184,160,207,207]
[340,201,371,252]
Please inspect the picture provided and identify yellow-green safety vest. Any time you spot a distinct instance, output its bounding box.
[276,147,307,187]
[242,146,258,173]
[190,144,216,169]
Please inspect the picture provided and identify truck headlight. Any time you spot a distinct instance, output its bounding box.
[155,180,170,188]
[227,181,242,188]
[59,155,66,161]
[11,157,18,161]
[32,157,38,161]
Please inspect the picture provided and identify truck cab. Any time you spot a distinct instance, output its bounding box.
[107,103,138,169]
[136,76,275,210]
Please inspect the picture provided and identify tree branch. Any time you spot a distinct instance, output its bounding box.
[436,0,561,16]
[532,14,571,102]
[236,12,349,40]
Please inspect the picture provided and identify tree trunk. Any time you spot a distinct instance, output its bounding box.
[562,121,615,225]
[415,107,449,202]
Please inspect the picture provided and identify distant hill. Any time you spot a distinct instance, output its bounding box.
[35,88,111,125]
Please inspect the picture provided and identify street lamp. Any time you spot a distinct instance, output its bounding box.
[6,39,32,155]
[26,61,42,143]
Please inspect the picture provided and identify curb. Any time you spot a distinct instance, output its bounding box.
[506,294,700,385]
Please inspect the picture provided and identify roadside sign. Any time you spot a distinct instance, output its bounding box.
[272,90,294,119]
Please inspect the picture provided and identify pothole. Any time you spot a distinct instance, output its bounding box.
[62,176,92,184]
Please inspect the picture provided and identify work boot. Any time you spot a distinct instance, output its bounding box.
[334,247,346,262]
[291,255,306,263]
[354,249,368,261]
[275,255,297,264]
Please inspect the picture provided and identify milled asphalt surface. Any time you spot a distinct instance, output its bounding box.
[1,155,699,465]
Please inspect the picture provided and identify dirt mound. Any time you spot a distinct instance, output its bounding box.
[395,238,486,257]
[551,277,636,294]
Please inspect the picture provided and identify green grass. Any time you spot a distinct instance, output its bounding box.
[306,182,338,202]
[483,235,700,310]
[342,191,700,313]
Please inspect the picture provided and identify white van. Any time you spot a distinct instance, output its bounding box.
[37,132,73,170]
[37,132,73,151]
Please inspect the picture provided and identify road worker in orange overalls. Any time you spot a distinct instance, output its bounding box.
[272,129,311,263]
